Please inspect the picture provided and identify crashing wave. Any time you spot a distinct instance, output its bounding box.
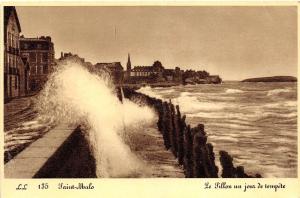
[37,60,155,177]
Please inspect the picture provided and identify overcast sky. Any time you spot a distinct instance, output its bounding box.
[16,6,297,80]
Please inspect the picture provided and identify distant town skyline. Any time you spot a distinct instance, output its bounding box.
[16,6,297,80]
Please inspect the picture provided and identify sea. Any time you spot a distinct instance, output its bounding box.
[137,81,297,178]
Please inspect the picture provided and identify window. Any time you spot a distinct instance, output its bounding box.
[42,53,48,62]
[43,64,48,74]
[31,64,36,74]
[16,36,18,48]
[13,56,16,68]
[10,34,13,48]
[37,65,42,74]
[30,53,36,62]
[31,80,37,91]
[7,54,10,67]
[24,43,29,49]
[10,56,13,68]
[15,76,17,89]
[14,56,16,67]
[22,53,29,59]
[37,53,42,63]
[7,33,11,47]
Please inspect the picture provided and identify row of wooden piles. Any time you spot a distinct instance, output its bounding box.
[121,87,262,178]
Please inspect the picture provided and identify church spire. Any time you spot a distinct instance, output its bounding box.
[126,53,131,71]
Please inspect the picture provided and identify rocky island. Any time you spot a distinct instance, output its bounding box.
[241,76,297,82]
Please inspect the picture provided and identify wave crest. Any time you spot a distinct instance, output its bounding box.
[137,86,164,100]
[225,89,244,94]
[267,89,291,96]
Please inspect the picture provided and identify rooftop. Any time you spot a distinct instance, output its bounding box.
[20,36,52,42]
[4,6,21,32]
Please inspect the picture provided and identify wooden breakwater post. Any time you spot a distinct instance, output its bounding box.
[176,105,185,165]
[184,125,193,177]
[169,101,178,157]
[192,124,219,178]
[119,87,261,178]
[161,102,171,149]
[219,151,262,178]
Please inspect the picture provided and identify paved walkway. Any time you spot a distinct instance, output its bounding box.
[5,123,74,178]
[4,96,33,116]
[4,95,56,164]
[4,96,36,131]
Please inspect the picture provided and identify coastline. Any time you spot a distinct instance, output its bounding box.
[119,80,223,90]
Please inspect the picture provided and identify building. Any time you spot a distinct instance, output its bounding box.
[126,53,131,78]
[124,55,184,84]
[207,75,222,84]
[19,57,30,95]
[59,52,85,63]
[130,61,164,77]
[124,54,164,79]
[20,36,55,92]
[160,67,183,82]
[131,66,155,77]
[58,52,95,74]
[173,67,183,82]
[163,69,175,81]
[4,6,29,101]
[94,62,124,84]
[125,60,164,83]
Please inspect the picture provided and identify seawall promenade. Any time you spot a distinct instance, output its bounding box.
[5,124,96,178]
[5,87,261,178]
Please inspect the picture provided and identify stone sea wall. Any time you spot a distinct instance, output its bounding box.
[122,87,262,178]
[34,126,96,178]
[5,123,96,178]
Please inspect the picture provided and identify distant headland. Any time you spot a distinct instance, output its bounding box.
[241,76,297,82]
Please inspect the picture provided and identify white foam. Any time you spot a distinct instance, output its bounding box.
[174,94,228,113]
[180,92,192,97]
[225,89,244,94]
[37,60,155,177]
[267,88,291,96]
[283,101,297,107]
[137,86,164,100]
[285,112,297,118]
[264,100,297,110]
[21,120,39,126]
[210,135,239,142]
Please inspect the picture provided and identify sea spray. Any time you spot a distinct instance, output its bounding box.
[37,59,155,177]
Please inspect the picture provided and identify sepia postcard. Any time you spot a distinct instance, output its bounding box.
[1,1,299,198]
